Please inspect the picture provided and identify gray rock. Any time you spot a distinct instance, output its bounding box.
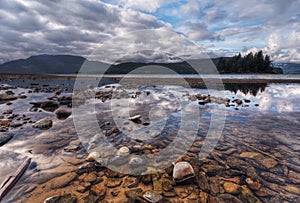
[0,133,14,146]
[172,162,195,182]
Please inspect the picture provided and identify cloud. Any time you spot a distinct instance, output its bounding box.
[0,0,171,62]
[0,0,299,63]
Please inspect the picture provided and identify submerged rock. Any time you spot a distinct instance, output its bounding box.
[32,117,53,129]
[223,182,240,195]
[172,162,195,182]
[0,132,14,146]
[129,115,142,124]
[117,146,130,157]
[0,93,17,101]
[30,100,59,112]
[55,108,71,120]
[50,172,77,189]
[143,191,163,203]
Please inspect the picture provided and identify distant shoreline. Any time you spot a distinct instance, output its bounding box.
[0,73,300,84]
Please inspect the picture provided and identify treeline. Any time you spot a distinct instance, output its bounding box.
[216,51,273,73]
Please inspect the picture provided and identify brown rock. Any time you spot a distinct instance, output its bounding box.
[199,191,209,203]
[153,180,163,194]
[283,185,300,195]
[223,182,240,195]
[210,177,220,196]
[106,178,123,188]
[239,152,261,159]
[245,178,261,191]
[239,185,261,203]
[84,172,98,183]
[50,172,77,189]
[259,158,277,169]
[219,194,243,203]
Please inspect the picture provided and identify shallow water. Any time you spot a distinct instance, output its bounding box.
[0,82,299,202]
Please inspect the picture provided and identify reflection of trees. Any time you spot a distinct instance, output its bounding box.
[224,83,267,96]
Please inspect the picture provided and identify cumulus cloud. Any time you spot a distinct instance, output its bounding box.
[0,0,299,63]
[0,0,171,62]
[171,0,300,62]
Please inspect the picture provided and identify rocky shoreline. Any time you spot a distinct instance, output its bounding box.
[0,77,299,203]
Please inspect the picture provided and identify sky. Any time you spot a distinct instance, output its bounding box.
[0,0,299,63]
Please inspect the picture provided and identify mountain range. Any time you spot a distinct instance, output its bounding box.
[0,54,298,74]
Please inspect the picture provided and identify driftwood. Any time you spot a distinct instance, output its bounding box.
[0,157,31,201]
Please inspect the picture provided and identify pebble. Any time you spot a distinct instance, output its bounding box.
[117,146,130,157]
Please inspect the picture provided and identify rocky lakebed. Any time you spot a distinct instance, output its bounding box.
[0,77,300,203]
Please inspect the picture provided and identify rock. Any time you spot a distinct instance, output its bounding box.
[174,186,193,198]
[239,152,261,159]
[84,190,105,202]
[245,178,261,191]
[129,115,142,124]
[202,164,225,175]
[288,171,300,184]
[3,110,13,114]
[86,151,101,162]
[260,172,285,184]
[32,117,52,129]
[235,99,243,105]
[283,185,300,195]
[55,108,71,120]
[0,94,17,101]
[239,185,261,203]
[258,158,277,169]
[50,172,77,189]
[210,177,220,196]
[84,172,98,183]
[111,189,120,196]
[172,162,195,182]
[143,191,163,203]
[255,187,276,197]
[199,191,209,203]
[117,146,130,157]
[0,119,11,125]
[195,172,210,192]
[222,177,241,184]
[223,182,240,194]
[64,144,80,152]
[9,122,23,128]
[129,157,143,167]
[18,94,27,99]
[30,101,59,112]
[198,95,210,105]
[244,99,251,103]
[0,132,14,146]
[219,194,243,203]
[77,162,97,174]
[91,182,107,200]
[106,178,123,188]
[44,194,77,203]
[125,188,143,202]
[153,180,163,194]
[76,185,86,193]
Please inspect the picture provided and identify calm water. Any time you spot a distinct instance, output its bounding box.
[0,82,299,202]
